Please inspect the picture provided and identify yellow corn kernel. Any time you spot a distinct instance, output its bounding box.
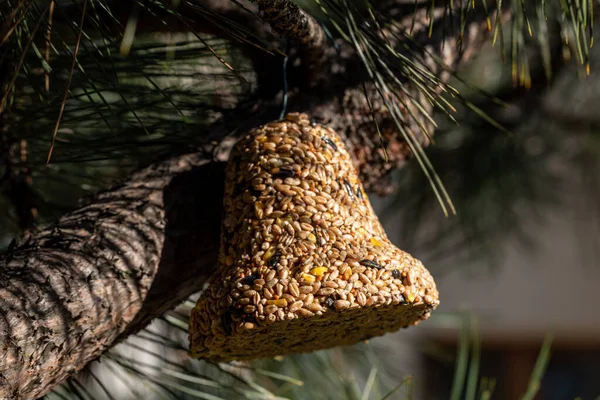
[310,266,328,277]
[307,233,317,244]
[370,237,382,247]
[301,273,316,283]
[267,299,288,307]
[263,247,276,261]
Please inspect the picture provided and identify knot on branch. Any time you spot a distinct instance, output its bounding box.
[254,0,327,81]
[256,0,325,47]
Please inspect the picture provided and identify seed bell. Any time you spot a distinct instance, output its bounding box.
[189,113,439,362]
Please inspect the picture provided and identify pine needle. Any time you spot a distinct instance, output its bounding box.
[380,375,413,400]
[0,4,49,112]
[465,316,481,400]
[520,333,554,400]
[450,313,470,400]
[47,0,88,164]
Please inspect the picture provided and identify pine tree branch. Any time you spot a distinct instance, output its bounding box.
[250,0,327,79]
[252,0,324,48]
[0,153,224,399]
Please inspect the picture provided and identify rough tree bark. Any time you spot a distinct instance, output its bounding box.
[0,1,508,398]
[0,153,225,399]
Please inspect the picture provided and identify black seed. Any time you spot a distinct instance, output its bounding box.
[392,269,401,279]
[398,294,406,305]
[356,185,363,200]
[228,306,243,315]
[322,137,338,151]
[273,168,295,179]
[241,272,260,285]
[269,251,282,268]
[221,312,233,336]
[360,259,383,269]
[325,297,335,309]
[314,228,322,246]
[343,180,354,199]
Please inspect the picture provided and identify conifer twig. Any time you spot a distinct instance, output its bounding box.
[250,0,327,79]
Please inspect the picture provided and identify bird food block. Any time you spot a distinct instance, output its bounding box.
[189,113,439,362]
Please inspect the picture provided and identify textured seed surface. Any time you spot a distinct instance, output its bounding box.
[189,113,439,363]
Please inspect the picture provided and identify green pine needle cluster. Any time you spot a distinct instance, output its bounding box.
[1,0,597,219]
[313,0,596,214]
[45,302,554,400]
